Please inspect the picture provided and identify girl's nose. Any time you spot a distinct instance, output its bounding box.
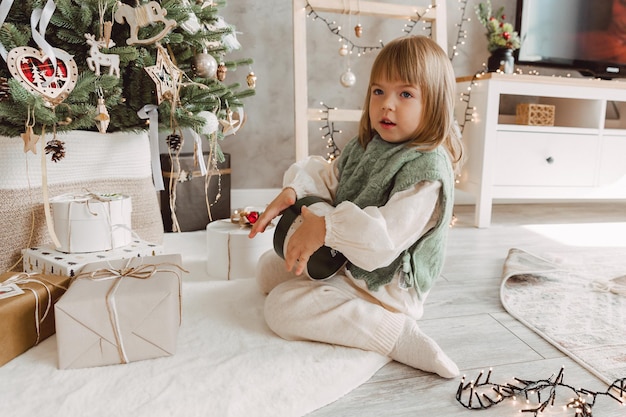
[381,98,394,110]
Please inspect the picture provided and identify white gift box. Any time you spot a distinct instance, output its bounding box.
[206,219,273,280]
[50,192,132,253]
[54,254,184,369]
[22,239,163,277]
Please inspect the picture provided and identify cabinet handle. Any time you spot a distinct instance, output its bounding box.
[546,156,554,164]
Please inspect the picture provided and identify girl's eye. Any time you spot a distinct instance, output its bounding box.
[372,88,383,95]
[401,91,413,99]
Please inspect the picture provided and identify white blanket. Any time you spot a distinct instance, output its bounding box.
[1,278,389,417]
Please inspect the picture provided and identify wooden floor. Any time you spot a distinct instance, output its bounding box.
[309,202,626,417]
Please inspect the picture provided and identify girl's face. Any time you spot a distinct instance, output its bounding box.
[368,78,423,144]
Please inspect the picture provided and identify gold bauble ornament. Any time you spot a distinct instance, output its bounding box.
[217,62,227,81]
[354,24,363,38]
[246,71,257,88]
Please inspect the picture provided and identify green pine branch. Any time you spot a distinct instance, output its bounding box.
[0,0,255,139]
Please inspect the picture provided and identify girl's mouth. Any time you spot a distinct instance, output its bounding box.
[380,118,396,127]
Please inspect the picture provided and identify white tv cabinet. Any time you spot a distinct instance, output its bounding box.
[455,73,626,228]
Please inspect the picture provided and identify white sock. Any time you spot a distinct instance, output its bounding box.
[390,318,459,379]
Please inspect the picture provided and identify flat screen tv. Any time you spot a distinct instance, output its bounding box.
[515,0,626,79]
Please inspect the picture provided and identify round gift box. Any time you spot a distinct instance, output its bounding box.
[50,192,132,253]
[273,196,346,280]
[206,219,273,280]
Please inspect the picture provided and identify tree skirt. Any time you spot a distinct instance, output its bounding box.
[500,248,626,384]
[1,278,390,417]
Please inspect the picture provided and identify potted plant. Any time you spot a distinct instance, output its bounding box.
[475,0,521,73]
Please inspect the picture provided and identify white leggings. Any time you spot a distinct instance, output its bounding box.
[256,250,428,357]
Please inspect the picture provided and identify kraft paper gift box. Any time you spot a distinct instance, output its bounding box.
[50,192,132,253]
[0,272,72,366]
[22,239,163,277]
[160,152,231,232]
[54,254,184,369]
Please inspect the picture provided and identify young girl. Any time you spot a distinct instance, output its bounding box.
[249,35,464,378]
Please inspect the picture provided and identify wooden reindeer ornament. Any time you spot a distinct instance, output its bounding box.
[85,34,120,77]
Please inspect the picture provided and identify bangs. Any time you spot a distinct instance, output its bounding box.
[369,40,421,86]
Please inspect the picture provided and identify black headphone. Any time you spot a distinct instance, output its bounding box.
[273,196,347,280]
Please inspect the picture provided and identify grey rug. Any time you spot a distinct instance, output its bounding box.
[501,247,626,384]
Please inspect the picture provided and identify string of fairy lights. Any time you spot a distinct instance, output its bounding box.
[456,367,626,416]
[304,0,433,57]
[318,102,343,161]
[450,0,471,62]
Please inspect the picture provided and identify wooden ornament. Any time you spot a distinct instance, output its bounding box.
[219,107,245,136]
[7,46,78,106]
[21,126,40,154]
[144,46,183,104]
[94,97,110,133]
[114,1,177,46]
[85,34,120,78]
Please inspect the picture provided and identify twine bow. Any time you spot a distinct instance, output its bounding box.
[74,261,186,364]
[0,272,69,344]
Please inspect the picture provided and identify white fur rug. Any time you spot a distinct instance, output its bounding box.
[1,278,389,417]
[501,248,626,384]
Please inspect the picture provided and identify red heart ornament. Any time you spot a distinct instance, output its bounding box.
[7,46,78,106]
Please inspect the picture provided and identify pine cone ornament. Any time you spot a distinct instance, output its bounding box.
[45,139,66,163]
[166,133,183,151]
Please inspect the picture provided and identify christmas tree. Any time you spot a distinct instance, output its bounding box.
[0,0,254,161]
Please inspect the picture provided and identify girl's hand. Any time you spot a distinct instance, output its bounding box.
[285,206,325,275]
[248,187,297,238]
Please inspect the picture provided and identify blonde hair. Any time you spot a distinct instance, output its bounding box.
[358,35,464,172]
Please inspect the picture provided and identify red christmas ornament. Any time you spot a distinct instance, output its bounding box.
[246,211,259,224]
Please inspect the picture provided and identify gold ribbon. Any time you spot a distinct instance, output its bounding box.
[74,261,187,364]
[1,272,69,344]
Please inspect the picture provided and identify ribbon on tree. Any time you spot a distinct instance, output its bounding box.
[30,0,60,81]
[189,129,208,176]
[137,104,165,191]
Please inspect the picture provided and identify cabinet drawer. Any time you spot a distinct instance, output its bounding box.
[493,131,597,186]
[599,135,626,186]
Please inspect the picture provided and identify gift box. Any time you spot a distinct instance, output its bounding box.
[206,219,273,280]
[54,254,184,369]
[0,272,72,366]
[22,239,163,277]
[515,103,555,126]
[50,192,132,253]
[160,152,231,232]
